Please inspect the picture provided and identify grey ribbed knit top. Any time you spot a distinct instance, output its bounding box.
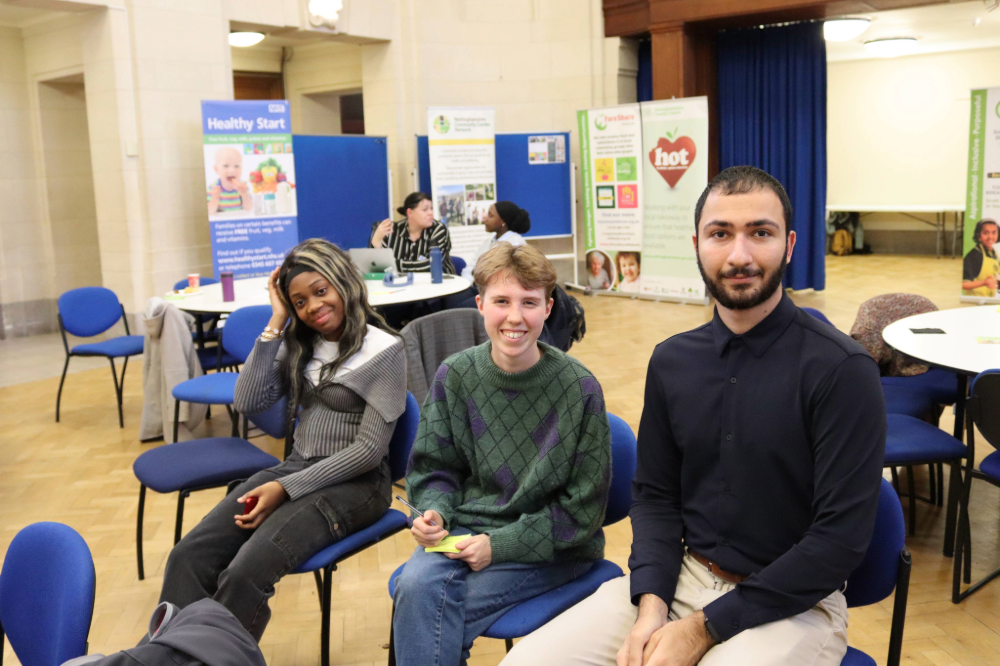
[234,327,407,499]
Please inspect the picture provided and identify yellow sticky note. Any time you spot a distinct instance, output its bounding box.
[425,536,467,553]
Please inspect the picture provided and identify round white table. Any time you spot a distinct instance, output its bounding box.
[174,273,472,315]
[882,306,1000,378]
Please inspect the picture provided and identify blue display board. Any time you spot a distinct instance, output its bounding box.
[417,132,572,238]
[294,135,390,251]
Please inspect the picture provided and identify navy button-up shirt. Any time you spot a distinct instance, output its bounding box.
[628,294,885,642]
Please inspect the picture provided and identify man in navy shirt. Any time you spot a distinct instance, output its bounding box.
[502,166,885,666]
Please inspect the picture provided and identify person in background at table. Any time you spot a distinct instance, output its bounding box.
[587,251,611,290]
[460,201,530,279]
[393,242,611,666]
[371,191,457,275]
[615,251,641,293]
[962,218,999,298]
[501,165,885,666]
[158,238,406,641]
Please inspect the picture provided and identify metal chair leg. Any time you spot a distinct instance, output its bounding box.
[936,463,945,507]
[944,462,961,557]
[313,570,324,609]
[121,356,130,392]
[108,358,124,428]
[174,491,189,545]
[137,484,146,580]
[321,565,333,666]
[230,407,239,437]
[55,355,71,422]
[243,414,249,440]
[505,638,514,652]
[890,466,899,493]
[173,399,181,443]
[387,600,397,666]
[906,465,916,536]
[927,464,937,505]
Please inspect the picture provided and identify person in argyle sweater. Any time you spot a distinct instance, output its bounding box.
[392,242,612,666]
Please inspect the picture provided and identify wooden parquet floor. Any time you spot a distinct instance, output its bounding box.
[1,254,999,665]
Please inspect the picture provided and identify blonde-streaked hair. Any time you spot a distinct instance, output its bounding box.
[277,238,396,425]
[473,242,557,300]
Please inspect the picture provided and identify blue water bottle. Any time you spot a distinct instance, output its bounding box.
[430,247,443,284]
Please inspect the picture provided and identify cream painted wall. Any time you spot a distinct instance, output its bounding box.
[827,46,1000,213]
[283,41,363,133]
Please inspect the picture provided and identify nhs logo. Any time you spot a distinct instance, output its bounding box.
[268,103,286,113]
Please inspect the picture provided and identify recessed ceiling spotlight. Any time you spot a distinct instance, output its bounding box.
[229,32,265,48]
[864,37,918,58]
[823,18,871,42]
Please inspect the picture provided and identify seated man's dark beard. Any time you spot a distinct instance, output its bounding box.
[697,250,788,311]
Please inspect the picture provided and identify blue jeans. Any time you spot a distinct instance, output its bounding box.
[392,528,594,666]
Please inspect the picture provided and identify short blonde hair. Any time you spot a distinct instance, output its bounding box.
[473,242,557,300]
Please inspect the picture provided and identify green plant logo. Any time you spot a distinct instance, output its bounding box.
[996,100,1000,119]
[594,114,607,131]
[433,115,450,134]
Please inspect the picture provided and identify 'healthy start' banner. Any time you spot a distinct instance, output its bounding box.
[577,97,708,301]
[427,106,496,258]
[202,100,299,278]
[962,87,1000,303]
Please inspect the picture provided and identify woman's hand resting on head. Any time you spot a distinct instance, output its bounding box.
[266,266,289,332]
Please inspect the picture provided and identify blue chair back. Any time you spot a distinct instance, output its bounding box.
[389,392,420,481]
[248,396,289,439]
[452,256,467,275]
[844,479,905,608]
[173,277,218,291]
[801,307,833,327]
[605,414,637,526]
[58,287,123,338]
[222,305,274,363]
[969,370,1000,453]
[0,522,95,666]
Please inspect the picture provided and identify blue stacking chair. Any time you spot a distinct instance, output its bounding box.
[0,522,96,666]
[291,391,420,666]
[451,256,467,275]
[173,278,232,371]
[800,306,833,325]
[386,412,637,660]
[953,370,1000,602]
[56,287,144,428]
[132,396,286,580]
[170,305,271,441]
[840,479,911,666]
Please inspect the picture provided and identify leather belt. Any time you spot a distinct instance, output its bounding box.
[688,548,747,584]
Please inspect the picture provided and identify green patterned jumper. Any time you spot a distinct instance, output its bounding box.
[404,341,612,564]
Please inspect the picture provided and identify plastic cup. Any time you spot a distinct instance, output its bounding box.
[188,273,200,289]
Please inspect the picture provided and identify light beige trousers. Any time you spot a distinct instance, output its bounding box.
[500,553,848,666]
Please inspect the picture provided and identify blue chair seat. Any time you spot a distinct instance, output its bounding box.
[133,437,279,494]
[196,346,240,371]
[979,450,1000,483]
[172,372,238,404]
[72,335,144,358]
[885,414,966,465]
[483,559,624,639]
[295,509,408,573]
[882,384,933,419]
[881,367,960,406]
[841,646,876,665]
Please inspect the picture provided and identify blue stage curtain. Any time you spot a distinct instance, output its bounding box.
[637,39,652,103]
[717,22,827,292]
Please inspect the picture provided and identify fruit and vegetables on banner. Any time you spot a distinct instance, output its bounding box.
[249,158,295,194]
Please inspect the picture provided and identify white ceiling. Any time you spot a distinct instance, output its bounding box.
[826,0,1000,62]
[0,3,70,28]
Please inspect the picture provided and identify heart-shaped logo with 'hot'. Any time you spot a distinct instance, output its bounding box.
[649,136,696,188]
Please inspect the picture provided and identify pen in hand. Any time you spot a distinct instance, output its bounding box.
[395,495,439,527]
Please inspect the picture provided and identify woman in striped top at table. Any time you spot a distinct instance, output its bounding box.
[370,191,457,274]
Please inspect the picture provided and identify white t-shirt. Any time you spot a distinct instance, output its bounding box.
[460,230,527,279]
[305,324,398,386]
[618,278,640,293]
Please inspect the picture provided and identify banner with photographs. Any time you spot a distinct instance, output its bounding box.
[577,98,707,302]
[639,97,709,301]
[962,86,1000,303]
[427,107,496,257]
[201,100,298,278]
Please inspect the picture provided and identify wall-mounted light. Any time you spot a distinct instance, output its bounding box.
[229,31,265,47]
[309,0,343,26]
[863,37,918,58]
[823,18,871,42]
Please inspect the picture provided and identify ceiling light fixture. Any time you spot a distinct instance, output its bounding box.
[863,37,918,58]
[229,31,265,47]
[823,18,871,42]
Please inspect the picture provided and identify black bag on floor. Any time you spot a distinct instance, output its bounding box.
[539,285,586,352]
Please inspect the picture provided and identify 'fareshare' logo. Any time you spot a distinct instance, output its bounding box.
[594,115,607,131]
[595,112,636,131]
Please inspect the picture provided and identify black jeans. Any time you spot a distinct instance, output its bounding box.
[159,453,391,640]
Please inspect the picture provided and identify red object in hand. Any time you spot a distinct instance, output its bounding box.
[243,496,258,515]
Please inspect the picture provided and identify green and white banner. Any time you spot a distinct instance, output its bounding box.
[962,87,1000,303]
[577,98,707,301]
[640,97,708,301]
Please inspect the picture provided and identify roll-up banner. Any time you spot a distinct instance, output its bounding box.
[577,98,708,302]
[962,87,1000,303]
[202,100,299,278]
[427,107,496,258]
